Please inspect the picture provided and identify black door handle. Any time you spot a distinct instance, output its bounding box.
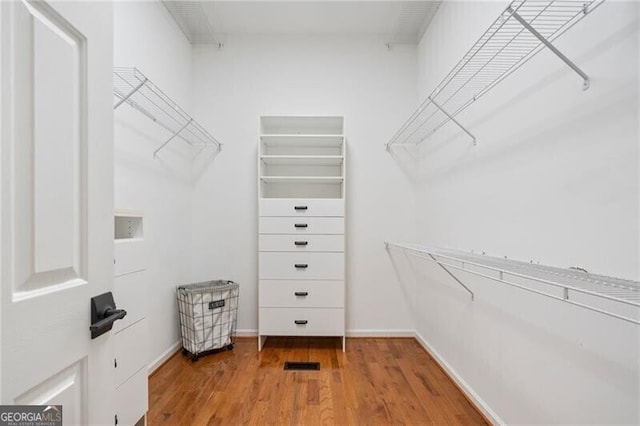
[294,291,309,296]
[294,264,308,269]
[294,224,308,228]
[294,241,308,246]
[90,292,127,339]
[90,309,127,337]
[294,320,308,325]
[294,206,308,211]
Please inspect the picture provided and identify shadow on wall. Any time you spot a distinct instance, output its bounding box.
[385,16,640,185]
[384,245,418,325]
[384,144,421,182]
[417,88,634,185]
[115,117,221,185]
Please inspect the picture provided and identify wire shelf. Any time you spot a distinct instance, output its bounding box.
[386,0,604,149]
[114,67,222,157]
[386,242,640,325]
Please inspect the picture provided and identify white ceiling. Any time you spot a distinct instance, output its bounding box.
[163,1,441,45]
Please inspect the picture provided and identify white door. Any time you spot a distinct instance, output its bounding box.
[1,1,115,425]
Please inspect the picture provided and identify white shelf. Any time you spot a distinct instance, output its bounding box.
[260,134,344,147]
[260,176,344,184]
[259,116,345,199]
[260,155,343,166]
[386,0,604,148]
[386,242,640,325]
[261,116,344,135]
[113,67,222,157]
[115,238,144,244]
[115,212,144,240]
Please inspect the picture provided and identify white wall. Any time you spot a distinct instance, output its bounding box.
[406,1,640,423]
[113,4,639,422]
[190,35,418,335]
[113,1,196,367]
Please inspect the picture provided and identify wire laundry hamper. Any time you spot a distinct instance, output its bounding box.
[176,280,239,360]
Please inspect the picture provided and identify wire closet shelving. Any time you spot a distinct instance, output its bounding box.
[386,243,640,325]
[113,67,222,158]
[386,0,604,149]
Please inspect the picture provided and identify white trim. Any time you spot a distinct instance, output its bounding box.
[346,329,415,338]
[236,329,258,337]
[114,208,143,218]
[147,341,181,376]
[235,330,415,338]
[413,331,503,426]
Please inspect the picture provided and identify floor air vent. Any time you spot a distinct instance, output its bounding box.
[284,361,320,371]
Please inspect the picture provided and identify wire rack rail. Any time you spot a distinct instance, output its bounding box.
[114,67,222,158]
[386,242,640,325]
[386,0,604,149]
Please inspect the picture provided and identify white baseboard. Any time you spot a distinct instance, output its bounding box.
[413,331,502,425]
[236,329,258,337]
[346,329,415,338]
[237,329,415,338]
[147,341,181,376]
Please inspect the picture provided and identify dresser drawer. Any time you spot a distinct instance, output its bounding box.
[260,280,344,308]
[260,199,344,217]
[114,318,147,388]
[259,308,344,336]
[259,252,344,280]
[114,239,146,277]
[115,366,148,426]
[259,234,344,252]
[259,217,344,235]
[113,271,147,333]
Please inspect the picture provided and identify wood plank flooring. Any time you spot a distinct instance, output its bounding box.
[148,337,487,425]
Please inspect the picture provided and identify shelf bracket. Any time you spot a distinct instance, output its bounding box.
[153,118,193,158]
[114,78,148,110]
[427,96,477,146]
[386,242,475,301]
[428,253,475,301]
[508,7,590,90]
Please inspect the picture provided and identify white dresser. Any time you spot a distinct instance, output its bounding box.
[258,116,346,351]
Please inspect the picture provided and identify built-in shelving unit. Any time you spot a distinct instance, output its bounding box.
[113,209,148,426]
[386,242,640,325]
[259,117,345,199]
[386,0,605,149]
[259,116,346,351]
[113,67,222,158]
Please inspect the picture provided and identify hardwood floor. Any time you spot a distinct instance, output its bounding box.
[148,337,487,425]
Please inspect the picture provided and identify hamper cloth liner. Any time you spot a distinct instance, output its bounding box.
[176,280,239,356]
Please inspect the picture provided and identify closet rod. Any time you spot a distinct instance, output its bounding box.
[113,67,222,157]
[386,0,605,150]
[386,242,640,325]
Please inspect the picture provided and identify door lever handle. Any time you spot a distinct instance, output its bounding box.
[89,309,127,336]
[90,292,127,339]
